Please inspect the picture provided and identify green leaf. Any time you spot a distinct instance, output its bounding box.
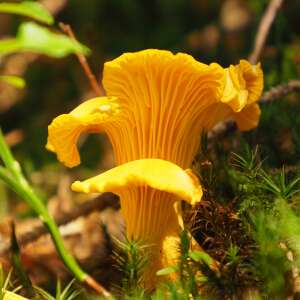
[0,1,53,24]
[0,75,25,88]
[156,265,178,276]
[189,251,213,266]
[0,265,11,300]
[0,22,91,58]
[11,222,35,297]
[18,22,91,57]
[34,285,55,300]
[60,279,81,300]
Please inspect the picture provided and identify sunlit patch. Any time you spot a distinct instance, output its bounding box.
[99,104,111,111]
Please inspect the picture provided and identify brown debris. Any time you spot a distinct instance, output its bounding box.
[1,208,124,288]
[187,197,257,289]
[0,193,119,256]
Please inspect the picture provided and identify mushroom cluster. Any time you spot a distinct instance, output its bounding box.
[47,49,263,288]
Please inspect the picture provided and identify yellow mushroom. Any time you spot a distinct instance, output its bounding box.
[47,49,263,288]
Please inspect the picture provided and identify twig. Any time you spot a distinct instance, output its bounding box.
[59,22,105,97]
[0,193,118,254]
[208,121,235,141]
[248,0,284,64]
[260,80,300,103]
[85,276,112,298]
[209,0,289,141]
[18,193,119,250]
[208,79,300,141]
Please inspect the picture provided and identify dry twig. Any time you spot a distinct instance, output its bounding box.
[59,22,105,97]
[248,0,284,64]
[260,80,300,103]
[208,79,300,140]
[0,193,119,255]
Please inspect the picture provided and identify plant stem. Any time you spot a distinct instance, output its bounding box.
[0,129,110,296]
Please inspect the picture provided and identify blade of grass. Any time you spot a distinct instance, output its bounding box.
[0,129,110,297]
[10,222,35,298]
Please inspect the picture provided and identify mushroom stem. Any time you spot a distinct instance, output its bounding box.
[120,187,181,288]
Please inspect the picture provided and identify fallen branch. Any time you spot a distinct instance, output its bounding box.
[0,192,119,256]
[59,22,105,97]
[248,0,284,64]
